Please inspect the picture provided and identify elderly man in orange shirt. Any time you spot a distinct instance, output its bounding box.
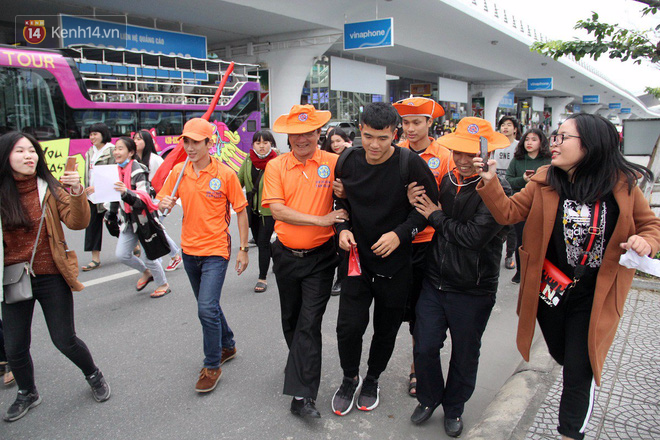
[262,105,348,418]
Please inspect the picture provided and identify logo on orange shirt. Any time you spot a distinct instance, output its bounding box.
[428,157,440,169]
[317,165,331,179]
[209,178,222,191]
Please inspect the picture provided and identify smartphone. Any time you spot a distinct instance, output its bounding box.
[525,169,535,176]
[65,156,77,173]
[479,136,489,172]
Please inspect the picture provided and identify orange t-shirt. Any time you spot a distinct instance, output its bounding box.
[262,149,338,250]
[157,157,247,258]
[399,137,454,243]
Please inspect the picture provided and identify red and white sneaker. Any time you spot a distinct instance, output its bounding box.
[165,255,182,271]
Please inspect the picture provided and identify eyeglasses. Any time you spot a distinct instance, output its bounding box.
[550,134,580,145]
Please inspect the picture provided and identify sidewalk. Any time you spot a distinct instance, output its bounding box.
[468,281,660,440]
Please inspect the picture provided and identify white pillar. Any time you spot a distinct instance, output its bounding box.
[545,97,573,132]
[470,81,521,126]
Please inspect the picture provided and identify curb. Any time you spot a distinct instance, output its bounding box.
[630,277,660,291]
[466,338,560,440]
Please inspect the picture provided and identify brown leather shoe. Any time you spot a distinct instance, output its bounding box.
[220,347,237,365]
[195,367,222,393]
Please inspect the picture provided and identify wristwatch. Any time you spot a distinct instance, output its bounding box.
[239,246,249,252]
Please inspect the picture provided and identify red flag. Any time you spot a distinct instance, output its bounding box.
[151,62,235,192]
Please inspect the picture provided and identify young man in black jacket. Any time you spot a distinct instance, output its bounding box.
[407,117,512,437]
[331,102,438,416]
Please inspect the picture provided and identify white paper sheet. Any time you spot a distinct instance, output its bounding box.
[89,165,121,204]
[619,249,660,277]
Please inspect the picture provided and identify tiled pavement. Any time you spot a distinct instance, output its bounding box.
[525,289,660,440]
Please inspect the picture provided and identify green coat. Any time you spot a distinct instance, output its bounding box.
[238,156,272,217]
[505,153,551,193]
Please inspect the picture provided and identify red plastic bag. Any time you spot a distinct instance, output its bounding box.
[348,245,362,276]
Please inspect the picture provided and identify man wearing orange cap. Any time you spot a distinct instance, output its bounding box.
[331,102,438,417]
[393,97,453,397]
[158,118,249,394]
[262,104,348,418]
[406,117,511,437]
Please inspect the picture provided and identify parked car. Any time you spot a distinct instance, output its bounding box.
[320,121,359,141]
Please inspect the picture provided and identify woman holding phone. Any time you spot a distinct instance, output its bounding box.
[505,129,552,283]
[474,113,660,440]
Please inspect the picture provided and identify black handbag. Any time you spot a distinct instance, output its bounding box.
[135,210,171,260]
[3,203,47,304]
[104,204,120,238]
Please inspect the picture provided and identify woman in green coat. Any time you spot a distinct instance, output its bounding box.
[238,130,278,292]
[505,128,552,283]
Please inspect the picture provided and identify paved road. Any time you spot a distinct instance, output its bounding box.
[0,209,523,440]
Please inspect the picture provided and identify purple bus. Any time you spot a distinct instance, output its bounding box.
[0,45,261,179]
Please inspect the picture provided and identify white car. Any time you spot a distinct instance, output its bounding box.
[321,121,359,141]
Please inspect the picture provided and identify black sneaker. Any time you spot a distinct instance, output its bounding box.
[86,370,111,402]
[3,390,41,422]
[290,397,321,418]
[331,375,362,416]
[331,280,341,296]
[357,375,380,411]
[511,273,520,284]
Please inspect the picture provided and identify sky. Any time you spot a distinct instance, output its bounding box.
[490,0,659,96]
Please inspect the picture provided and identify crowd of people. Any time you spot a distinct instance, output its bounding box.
[1,99,659,440]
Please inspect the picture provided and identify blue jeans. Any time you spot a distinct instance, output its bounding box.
[182,253,235,369]
[116,227,167,286]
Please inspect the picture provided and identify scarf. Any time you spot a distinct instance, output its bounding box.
[250,149,277,170]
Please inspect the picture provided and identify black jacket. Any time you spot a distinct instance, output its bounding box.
[425,172,511,295]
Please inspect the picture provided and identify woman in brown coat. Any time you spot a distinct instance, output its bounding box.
[1,132,111,423]
[474,113,660,440]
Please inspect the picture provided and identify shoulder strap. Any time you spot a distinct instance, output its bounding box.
[335,147,359,179]
[29,201,48,276]
[398,145,412,184]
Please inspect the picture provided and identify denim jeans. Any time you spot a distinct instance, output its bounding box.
[1,274,98,392]
[182,253,235,369]
[116,226,167,286]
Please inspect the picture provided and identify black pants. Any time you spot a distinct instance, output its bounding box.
[404,242,430,334]
[84,202,105,253]
[249,211,275,280]
[413,280,495,418]
[334,234,348,285]
[336,265,411,379]
[1,274,98,392]
[505,225,516,259]
[513,221,525,277]
[271,239,336,399]
[0,319,6,363]
[537,289,595,440]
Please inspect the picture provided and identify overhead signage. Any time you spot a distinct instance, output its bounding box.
[526,77,553,91]
[608,103,622,109]
[573,104,582,112]
[620,108,632,114]
[582,95,600,104]
[344,18,393,50]
[60,15,207,58]
[498,92,515,109]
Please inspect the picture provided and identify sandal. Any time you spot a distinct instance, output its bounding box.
[82,260,101,271]
[254,281,268,293]
[150,287,171,298]
[408,373,417,397]
[136,275,154,291]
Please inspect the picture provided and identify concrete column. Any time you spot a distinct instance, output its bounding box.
[581,104,603,114]
[545,97,573,132]
[470,81,521,126]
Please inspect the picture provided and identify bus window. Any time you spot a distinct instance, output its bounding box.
[185,91,258,132]
[139,111,182,135]
[72,110,105,138]
[0,67,62,140]
[105,111,137,136]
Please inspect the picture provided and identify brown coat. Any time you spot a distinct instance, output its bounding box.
[477,166,660,385]
[38,178,90,291]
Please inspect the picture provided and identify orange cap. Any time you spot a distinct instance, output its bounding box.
[178,118,214,141]
[273,105,332,134]
[393,97,445,119]
[437,117,510,153]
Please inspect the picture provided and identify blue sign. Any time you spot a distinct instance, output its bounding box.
[620,108,632,114]
[609,103,622,109]
[60,15,207,58]
[573,104,582,112]
[582,95,600,104]
[344,18,393,50]
[452,112,460,120]
[527,77,553,91]
[498,92,515,109]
